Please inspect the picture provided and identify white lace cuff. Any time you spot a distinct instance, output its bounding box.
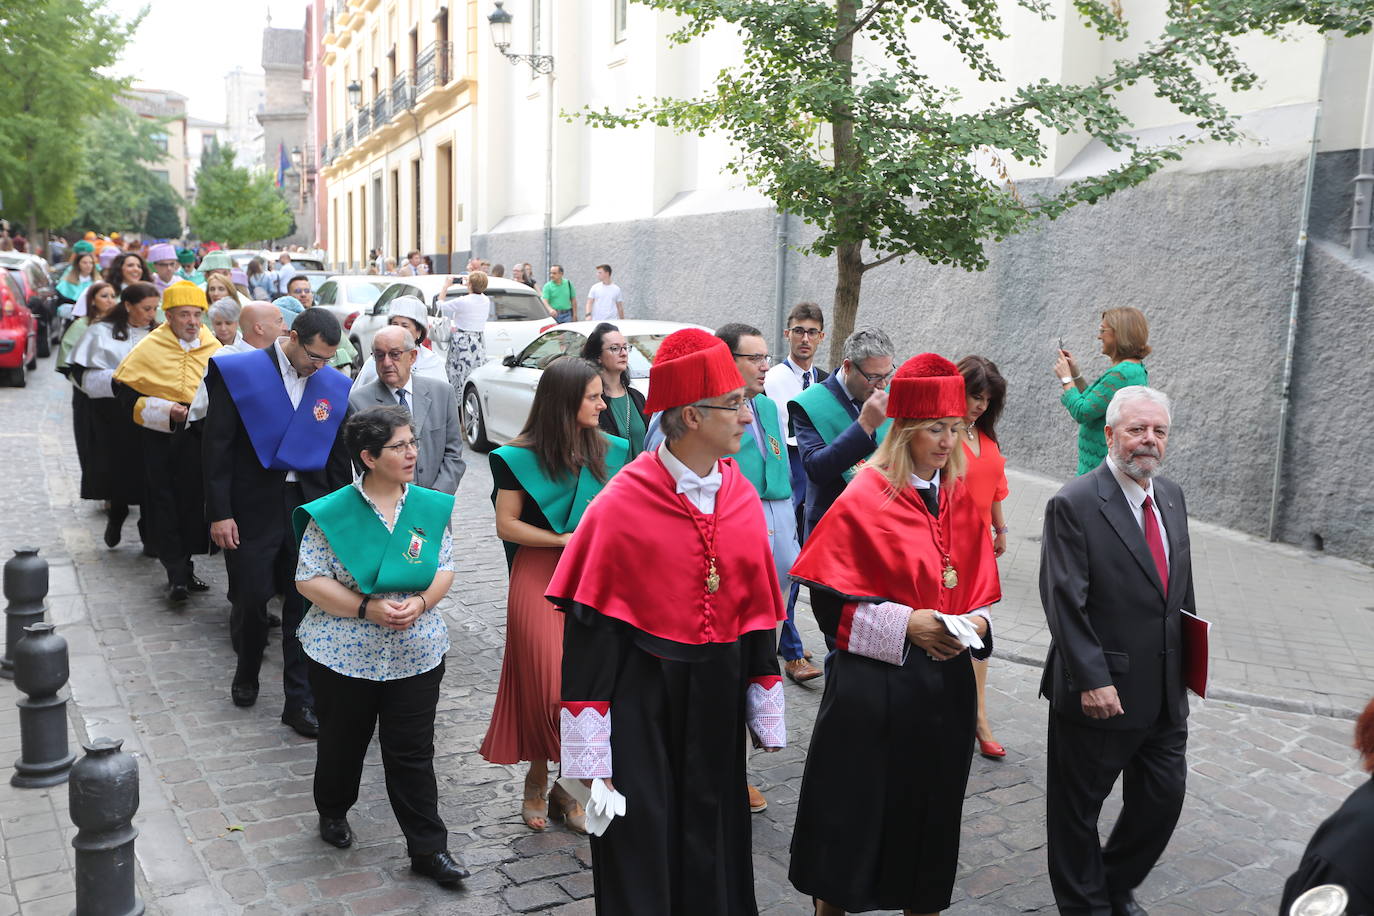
[80,367,115,399]
[560,703,612,779]
[840,601,911,666]
[135,396,174,432]
[746,677,786,748]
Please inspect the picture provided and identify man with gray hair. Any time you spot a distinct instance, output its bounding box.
[788,326,895,536]
[1039,385,1195,916]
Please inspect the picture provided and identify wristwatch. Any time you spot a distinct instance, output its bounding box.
[357,595,370,618]
[1059,376,1073,386]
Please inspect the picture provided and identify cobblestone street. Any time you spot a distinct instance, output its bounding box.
[2,362,1371,914]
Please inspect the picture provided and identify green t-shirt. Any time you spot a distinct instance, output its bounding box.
[542,279,575,312]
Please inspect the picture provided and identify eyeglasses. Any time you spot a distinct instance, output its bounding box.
[694,400,749,415]
[302,347,333,364]
[732,352,772,366]
[603,345,630,354]
[858,368,895,385]
[379,438,420,453]
[373,348,415,362]
[787,327,824,338]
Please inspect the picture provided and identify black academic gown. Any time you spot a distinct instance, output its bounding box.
[1280,775,1374,915]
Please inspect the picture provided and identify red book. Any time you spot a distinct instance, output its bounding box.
[1181,610,1211,698]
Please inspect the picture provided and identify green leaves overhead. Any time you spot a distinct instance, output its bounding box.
[70,107,181,236]
[188,147,293,248]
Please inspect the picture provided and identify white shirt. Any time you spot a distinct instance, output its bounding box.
[657,441,722,514]
[274,337,308,482]
[1105,454,1171,567]
[389,374,415,408]
[764,359,824,446]
[586,282,624,321]
[439,293,490,332]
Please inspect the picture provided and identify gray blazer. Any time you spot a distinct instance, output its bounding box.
[1038,461,1195,731]
[349,375,466,494]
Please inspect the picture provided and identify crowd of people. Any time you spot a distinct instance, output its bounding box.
[24,229,1364,914]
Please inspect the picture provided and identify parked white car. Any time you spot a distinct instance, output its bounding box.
[312,275,392,333]
[461,319,707,449]
[352,275,554,372]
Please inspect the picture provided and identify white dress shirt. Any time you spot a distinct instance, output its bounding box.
[1105,455,1171,566]
[764,359,824,446]
[657,441,722,514]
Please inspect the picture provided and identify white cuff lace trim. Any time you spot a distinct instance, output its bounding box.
[746,681,786,748]
[560,706,612,779]
[847,601,911,666]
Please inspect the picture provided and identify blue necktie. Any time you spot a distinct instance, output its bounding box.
[396,389,409,411]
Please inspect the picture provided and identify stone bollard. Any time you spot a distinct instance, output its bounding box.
[11,622,76,788]
[70,737,144,916]
[1,546,49,679]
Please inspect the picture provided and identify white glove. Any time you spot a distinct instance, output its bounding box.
[933,611,984,651]
[585,778,627,837]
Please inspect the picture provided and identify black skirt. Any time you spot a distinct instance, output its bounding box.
[789,644,977,913]
[84,395,146,505]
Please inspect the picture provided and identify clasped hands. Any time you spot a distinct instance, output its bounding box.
[906,609,988,661]
[362,595,425,630]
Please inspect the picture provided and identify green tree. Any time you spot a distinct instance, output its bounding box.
[69,107,179,235]
[583,0,1374,362]
[143,188,183,239]
[188,147,292,247]
[0,0,141,239]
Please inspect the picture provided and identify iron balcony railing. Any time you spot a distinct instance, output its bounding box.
[344,121,355,146]
[391,74,412,114]
[331,130,343,156]
[372,89,389,125]
[415,41,452,96]
[356,107,371,138]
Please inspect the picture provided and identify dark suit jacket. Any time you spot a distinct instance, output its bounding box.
[789,371,879,533]
[348,375,466,494]
[203,347,352,539]
[1038,461,1195,731]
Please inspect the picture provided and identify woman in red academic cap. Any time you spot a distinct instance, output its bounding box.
[788,353,1002,916]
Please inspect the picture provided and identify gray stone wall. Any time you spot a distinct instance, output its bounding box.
[474,154,1374,565]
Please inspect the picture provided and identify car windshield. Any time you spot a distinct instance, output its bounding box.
[348,282,386,305]
[625,333,672,379]
[489,290,548,321]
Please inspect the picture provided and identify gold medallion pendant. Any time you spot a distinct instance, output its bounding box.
[706,559,721,594]
[942,562,958,589]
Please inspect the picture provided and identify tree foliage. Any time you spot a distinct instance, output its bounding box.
[143,189,182,239]
[0,0,141,237]
[188,146,292,247]
[582,0,1374,361]
[69,107,180,235]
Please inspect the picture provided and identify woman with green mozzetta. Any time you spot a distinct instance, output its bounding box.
[292,405,470,888]
[479,356,629,834]
[581,322,647,457]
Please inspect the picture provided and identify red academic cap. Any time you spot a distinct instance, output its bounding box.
[645,328,745,413]
[887,353,967,419]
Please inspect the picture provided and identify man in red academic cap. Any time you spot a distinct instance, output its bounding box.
[547,328,787,915]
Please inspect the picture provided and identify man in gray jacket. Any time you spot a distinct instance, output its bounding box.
[348,325,466,494]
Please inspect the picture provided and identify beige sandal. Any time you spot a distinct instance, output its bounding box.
[521,779,549,831]
[548,783,588,835]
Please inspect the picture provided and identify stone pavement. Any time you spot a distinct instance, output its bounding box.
[2,359,1372,914]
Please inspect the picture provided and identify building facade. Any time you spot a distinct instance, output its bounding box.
[306,1,330,249]
[224,67,267,173]
[319,0,478,272]
[119,87,190,221]
[262,28,314,248]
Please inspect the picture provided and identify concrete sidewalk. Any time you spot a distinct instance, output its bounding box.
[995,468,1374,718]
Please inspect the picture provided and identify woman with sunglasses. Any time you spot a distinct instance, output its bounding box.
[293,405,469,888]
[480,356,629,833]
[580,322,647,457]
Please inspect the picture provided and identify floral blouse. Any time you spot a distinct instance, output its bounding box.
[295,481,454,681]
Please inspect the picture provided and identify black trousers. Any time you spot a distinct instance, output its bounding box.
[309,658,448,856]
[227,483,311,712]
[139,424,205,587]
[1046,708,1188,915]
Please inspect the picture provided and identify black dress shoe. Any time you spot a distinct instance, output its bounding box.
[410,850,469,887]
[267,613,282,628]
[104,505,128,548]
[281,706,319,738]
[230,681,258,707]
[319,815,353,848]
[1111,893,1148,916]
[187,574,210,592]
[167,583,189,602]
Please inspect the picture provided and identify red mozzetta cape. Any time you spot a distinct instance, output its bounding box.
[546,451,785,645]
[790,466,1001,614]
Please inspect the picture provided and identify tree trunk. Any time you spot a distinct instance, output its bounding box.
[831,241,864,366]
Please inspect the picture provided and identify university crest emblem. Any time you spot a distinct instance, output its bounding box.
[313,399,331,422]
[404,529,426,562]
[768,435,782,458]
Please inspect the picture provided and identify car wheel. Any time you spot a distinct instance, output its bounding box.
[462,385,492,451]
[7,367,26,388]
[36,320,52,358]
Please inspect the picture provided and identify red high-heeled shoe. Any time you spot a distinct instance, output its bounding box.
[977,737,1007,759]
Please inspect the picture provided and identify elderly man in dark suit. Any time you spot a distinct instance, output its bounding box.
[348,325,465,494]
[1039,385,1195,916]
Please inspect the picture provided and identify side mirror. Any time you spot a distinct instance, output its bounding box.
[501,348,517,368]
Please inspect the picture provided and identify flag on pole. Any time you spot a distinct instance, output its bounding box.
[276,142,289,188]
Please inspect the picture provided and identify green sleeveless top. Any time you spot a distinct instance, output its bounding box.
[293,483,455,595]
[791,379,892,482]
[729,394,792,501]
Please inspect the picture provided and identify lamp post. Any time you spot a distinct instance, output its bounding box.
[488,0,555,276]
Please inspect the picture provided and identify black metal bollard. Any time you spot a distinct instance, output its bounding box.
[70,737,144,916]
[11,622,75,788]
[1,546,49,679]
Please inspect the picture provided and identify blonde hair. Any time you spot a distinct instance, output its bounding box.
[870,417,967,496]
[467,270,489,294]
[1102,307,1151,360]
[205,274,236,303]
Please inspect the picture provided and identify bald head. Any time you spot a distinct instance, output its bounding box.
[372,325,418,388]
[240,302,286,349]
[374,325,415,351]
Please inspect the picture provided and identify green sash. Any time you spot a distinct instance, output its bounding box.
[791,379,892,482]
[293,484,455,595]
[491,433,629,534]
[730,394,792,501]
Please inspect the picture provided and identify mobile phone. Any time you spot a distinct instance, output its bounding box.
[1057,337,1064,353]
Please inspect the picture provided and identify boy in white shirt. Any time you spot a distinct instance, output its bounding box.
[584,264,625,321]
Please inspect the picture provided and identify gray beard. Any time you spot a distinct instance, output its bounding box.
[1114,446,1162,480]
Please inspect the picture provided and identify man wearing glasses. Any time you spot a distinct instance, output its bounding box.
[203,308,354,736]
[789,326,896,538]
[348,325,465,495]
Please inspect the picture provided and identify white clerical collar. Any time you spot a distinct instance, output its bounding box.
[1105,454,1154,509]
[658,441,722,514]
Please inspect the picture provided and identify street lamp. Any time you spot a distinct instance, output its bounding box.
[487,1,556,274]
[346,80,363,110]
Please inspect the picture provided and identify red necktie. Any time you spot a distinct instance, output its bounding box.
[1142,494,1168,590]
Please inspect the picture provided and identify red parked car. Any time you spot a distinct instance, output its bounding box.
[0,271,39,387]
